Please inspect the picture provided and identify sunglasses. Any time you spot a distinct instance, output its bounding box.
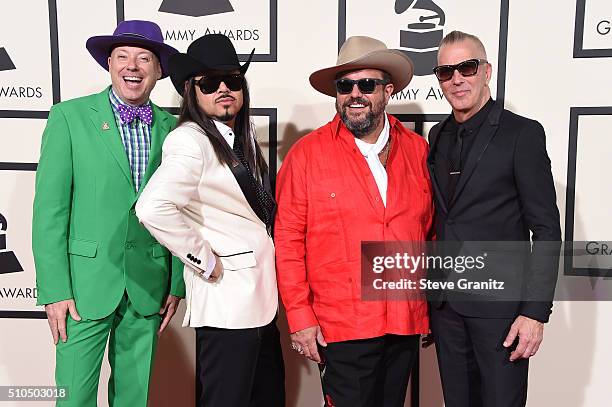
[433,59,488,82]
[334,78,390,95]
[196,74,244,94]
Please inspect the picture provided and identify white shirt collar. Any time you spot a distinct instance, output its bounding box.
[213,120,235,148]
[353,114,390,207]
[354,114,390,157]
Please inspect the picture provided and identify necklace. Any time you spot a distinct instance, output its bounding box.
[379,137,391,168]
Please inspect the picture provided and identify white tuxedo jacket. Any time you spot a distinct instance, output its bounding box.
[136,122,278,329]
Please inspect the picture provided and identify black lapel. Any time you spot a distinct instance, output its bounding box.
[449,101,503,206]
[427,115,452,215]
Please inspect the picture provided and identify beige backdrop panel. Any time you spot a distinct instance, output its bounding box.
[0,2,53,110]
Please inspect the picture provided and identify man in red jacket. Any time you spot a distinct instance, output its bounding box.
[275,36,434,407]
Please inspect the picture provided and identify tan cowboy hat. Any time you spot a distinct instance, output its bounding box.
[309,36,414,97]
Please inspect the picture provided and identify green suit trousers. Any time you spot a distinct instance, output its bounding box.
[55,294,161,406]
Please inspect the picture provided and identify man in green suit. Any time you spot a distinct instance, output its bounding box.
[32,20,185,406]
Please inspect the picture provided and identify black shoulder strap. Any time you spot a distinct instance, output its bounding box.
[261,166,277,236]
[227,157,276,236]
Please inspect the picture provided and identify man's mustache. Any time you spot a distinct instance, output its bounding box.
[215,93,236,103]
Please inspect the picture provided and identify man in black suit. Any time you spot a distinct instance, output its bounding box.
[427,30,561,407]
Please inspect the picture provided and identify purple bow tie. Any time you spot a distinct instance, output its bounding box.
[117,104,153,125]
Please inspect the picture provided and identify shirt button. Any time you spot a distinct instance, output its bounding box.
[330,193,336,198]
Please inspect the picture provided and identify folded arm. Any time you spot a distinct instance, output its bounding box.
[136,130,217,279]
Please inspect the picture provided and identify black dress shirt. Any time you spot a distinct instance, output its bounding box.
[434,98,495,204]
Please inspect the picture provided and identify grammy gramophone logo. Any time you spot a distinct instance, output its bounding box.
[395,0,446,76]
[0,47,16,71]
[159,0,234,17]
[0,213,23,275]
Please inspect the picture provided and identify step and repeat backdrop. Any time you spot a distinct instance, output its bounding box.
[1,1,611,406]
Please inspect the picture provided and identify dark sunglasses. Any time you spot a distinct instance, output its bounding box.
[433,58,488,82]
[196,74,244,94]
[334,78,390,95]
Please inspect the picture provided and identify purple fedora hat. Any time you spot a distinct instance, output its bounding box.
[86,20,178,78]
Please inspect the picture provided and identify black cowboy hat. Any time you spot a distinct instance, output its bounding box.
[168,34,254,95]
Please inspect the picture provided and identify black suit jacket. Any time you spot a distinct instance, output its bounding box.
[427,100,561,322]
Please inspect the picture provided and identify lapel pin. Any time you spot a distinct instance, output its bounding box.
[102,121,110,131]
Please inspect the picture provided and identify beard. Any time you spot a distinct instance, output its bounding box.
[212,92,238,123]
[336,96,386,138]
[213,108,236,123]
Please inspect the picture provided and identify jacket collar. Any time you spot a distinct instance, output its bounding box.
[89,86,172,198]
[448,100,502,205]
[428,99,504,212]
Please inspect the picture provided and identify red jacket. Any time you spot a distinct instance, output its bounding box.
[275,113,434,343]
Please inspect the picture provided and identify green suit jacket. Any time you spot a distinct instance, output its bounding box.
[32,87,185,320]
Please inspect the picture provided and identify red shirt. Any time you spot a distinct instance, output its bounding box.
[275,113,434,343]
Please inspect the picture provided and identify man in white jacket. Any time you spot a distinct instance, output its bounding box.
[136,34,284,407]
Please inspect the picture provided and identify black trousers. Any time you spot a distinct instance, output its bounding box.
[430,303,529,407]
[195,318,285,407]
[319,334,420,407]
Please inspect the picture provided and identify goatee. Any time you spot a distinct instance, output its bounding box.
[214,108,235,123]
